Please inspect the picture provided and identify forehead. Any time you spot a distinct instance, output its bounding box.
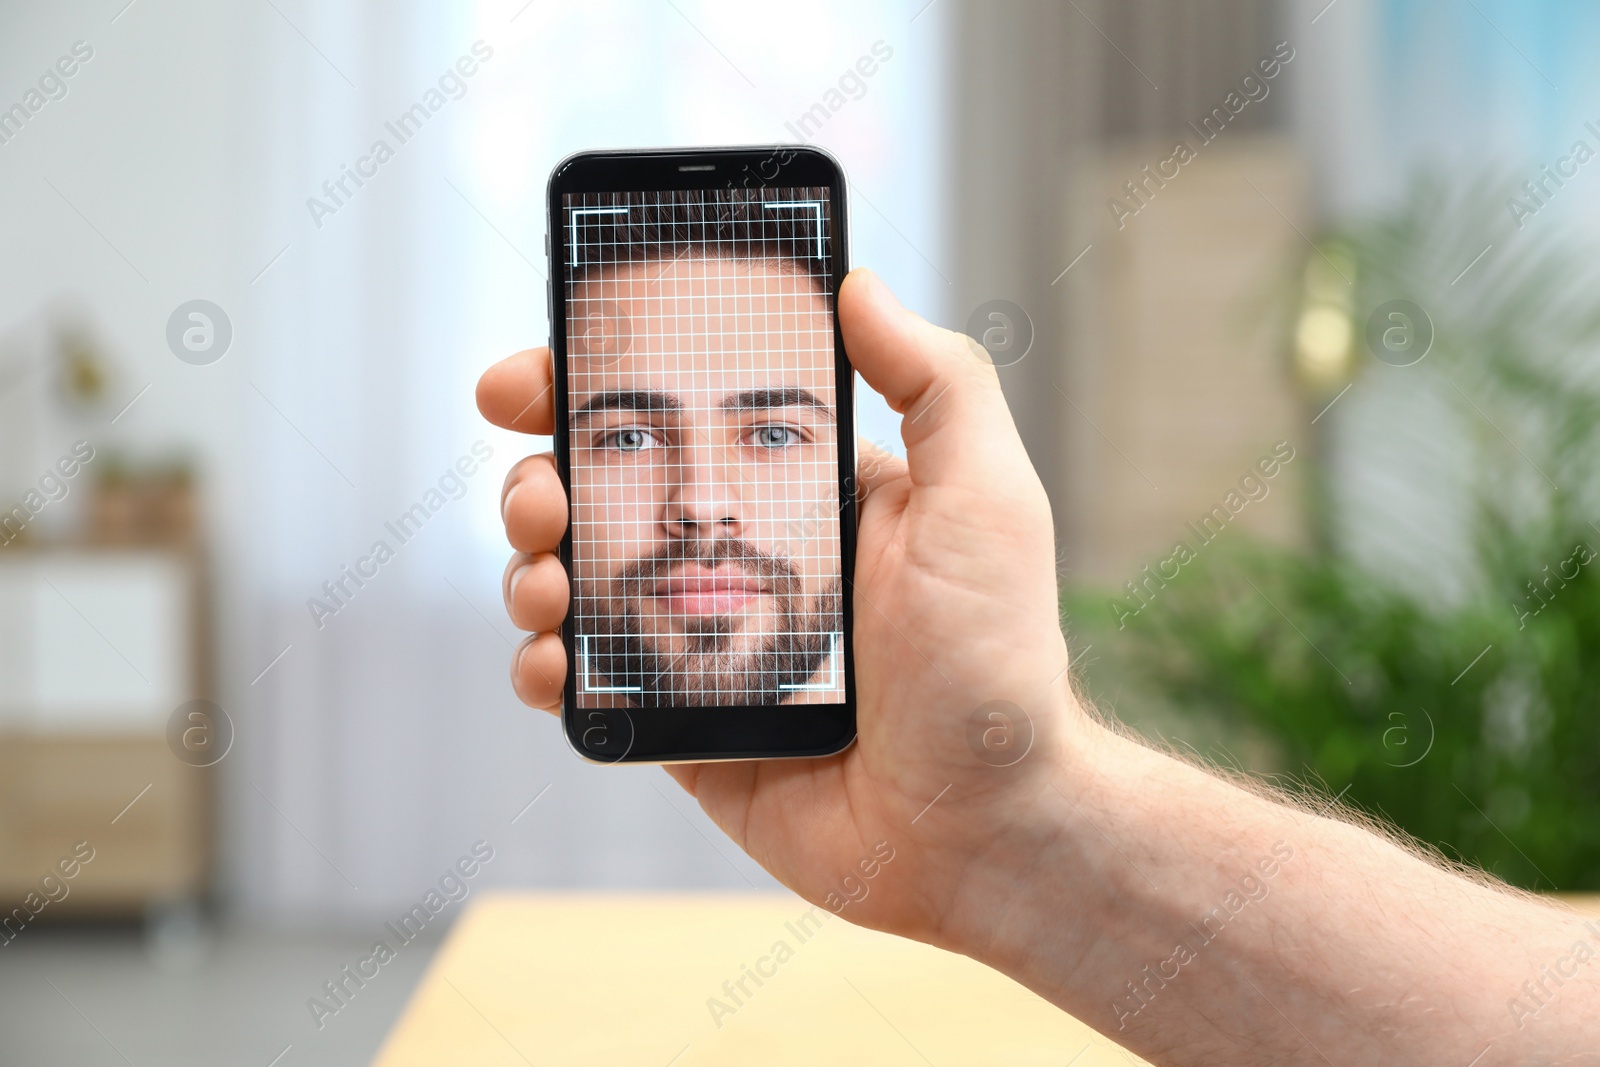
[567,255,836,401]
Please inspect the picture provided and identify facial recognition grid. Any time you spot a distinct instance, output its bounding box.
[563,186,846,709]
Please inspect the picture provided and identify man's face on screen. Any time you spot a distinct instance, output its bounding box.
[568,254,843,707]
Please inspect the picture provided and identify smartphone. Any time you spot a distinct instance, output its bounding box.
[546,145,857,763]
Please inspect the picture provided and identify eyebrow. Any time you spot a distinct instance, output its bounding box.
[721,387,835,421]
[572,390,683,422]
[572,387,835,423]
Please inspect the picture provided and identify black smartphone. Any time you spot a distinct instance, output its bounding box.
[546,145,857,764]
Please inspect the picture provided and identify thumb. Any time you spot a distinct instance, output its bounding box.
[839,269,1027,486]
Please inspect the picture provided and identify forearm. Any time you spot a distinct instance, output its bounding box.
[946,705,1600,1065]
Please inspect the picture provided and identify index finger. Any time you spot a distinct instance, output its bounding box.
[477,347,556,435]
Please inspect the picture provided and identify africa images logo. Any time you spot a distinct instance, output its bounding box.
[305,41,493,229]
[1105,41,1296,229]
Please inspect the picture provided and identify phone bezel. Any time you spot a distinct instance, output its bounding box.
[546,145,857,764]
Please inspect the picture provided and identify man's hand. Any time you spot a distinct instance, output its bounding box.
[477,267,1087,944]
[477,268,1600,1066]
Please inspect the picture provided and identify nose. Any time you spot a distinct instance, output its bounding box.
[659,435,744,539]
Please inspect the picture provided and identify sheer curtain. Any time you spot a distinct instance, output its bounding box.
[228,0,947,922]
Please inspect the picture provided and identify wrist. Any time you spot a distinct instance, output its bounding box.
[932,694,1132,979]
[935,701,1297,1025]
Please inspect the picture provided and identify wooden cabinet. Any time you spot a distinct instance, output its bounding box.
[0,549,210,915]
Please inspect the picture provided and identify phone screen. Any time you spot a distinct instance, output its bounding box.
[560,184,848,712]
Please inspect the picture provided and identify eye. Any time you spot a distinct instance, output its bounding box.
[750,425,799,449]
[603,427,658,453]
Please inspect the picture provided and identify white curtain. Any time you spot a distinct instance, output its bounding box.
[226,0,947,922]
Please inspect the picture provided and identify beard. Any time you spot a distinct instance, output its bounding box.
[576,537,841,707]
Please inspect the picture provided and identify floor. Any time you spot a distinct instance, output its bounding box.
[0,919,440,1066]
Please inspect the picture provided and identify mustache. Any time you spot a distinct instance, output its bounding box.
[609,537,801,593]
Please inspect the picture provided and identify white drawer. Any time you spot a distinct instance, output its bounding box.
[0,550,191,732]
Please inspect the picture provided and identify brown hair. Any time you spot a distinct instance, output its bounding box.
[563,186,831,278]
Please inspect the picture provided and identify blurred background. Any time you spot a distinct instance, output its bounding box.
[3,0,1599,1062]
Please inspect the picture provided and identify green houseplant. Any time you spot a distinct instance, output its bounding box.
[1068,175,1600,890]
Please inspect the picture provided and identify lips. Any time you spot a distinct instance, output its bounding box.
[653,566,765,616]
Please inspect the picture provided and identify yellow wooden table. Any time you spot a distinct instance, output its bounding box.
[374,892,1600,1065]
[372,893,1149,1066]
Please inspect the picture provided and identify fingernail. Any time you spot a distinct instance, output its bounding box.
[501,483,520,525]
